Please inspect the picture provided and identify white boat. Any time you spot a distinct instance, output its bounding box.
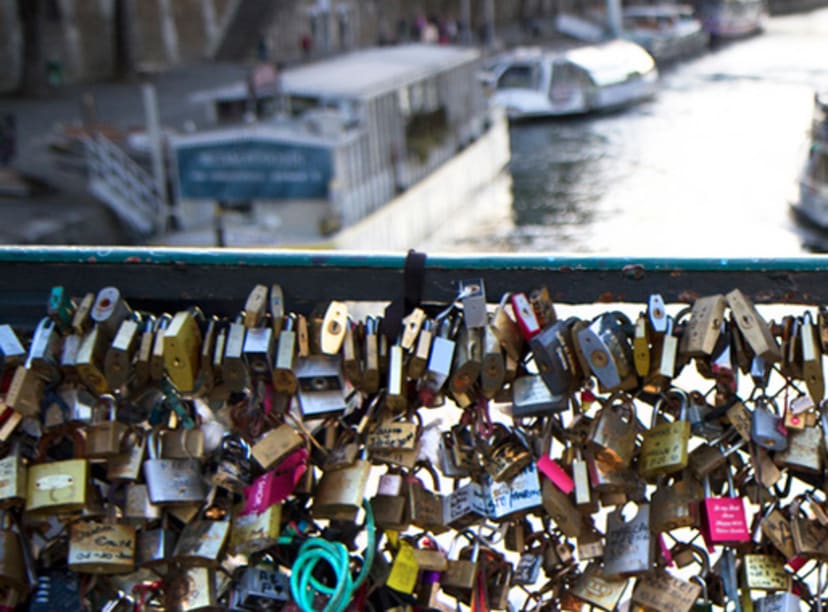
[485,40,658,120]
[621,4,710,63]
[115,44,510,249]
[793,92,828,228]
[691,0,766,38]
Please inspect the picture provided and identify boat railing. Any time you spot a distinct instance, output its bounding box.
[2,248,828,330]
[84,133,168,236]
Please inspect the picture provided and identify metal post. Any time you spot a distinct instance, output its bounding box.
[484,0,495,48]
[142,84,169,219]
[606,0,622,37]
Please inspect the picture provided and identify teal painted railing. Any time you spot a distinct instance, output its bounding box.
[0,247,827,328]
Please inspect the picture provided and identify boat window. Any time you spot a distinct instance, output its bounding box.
[497,64,541,90]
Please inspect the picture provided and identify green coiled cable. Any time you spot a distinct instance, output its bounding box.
[290,499,376,612]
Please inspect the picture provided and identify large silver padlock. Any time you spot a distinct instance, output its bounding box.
[576,312,635,392]
[602,502,653,580]
[751,396,788,451]
[529,318,582,394]
[142,432,207,506]
[754,591,801,612]
[295,355,347,419]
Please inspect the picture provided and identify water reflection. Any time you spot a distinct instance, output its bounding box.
[451,8,828,255]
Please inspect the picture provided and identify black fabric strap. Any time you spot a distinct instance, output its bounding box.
[382,249,427,342]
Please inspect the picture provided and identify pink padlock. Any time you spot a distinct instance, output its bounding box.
[242,446,308,515]
[701,473,749,547]
[537,455,574,494]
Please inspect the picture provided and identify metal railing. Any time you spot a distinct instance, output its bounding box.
[0,247,827,329]
[84,134,166,236]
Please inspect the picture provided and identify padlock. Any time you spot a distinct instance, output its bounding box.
[251,423,303,471]
[511,374,568,418]
[400,307,427,352]
[5,365,44,418]
[294,354,347,418]
[448,326,482,408]
[132,314,157,387]
[67,513,136,574]
[86,397,128,458]
[311,458,371,521]
[386,540,420,595]
[586,392,639,469]
[107,427,147,481]
[800,313,825,405]
[75,326,110,395]
[631,568,703,612]
[650,475,702,533]
[751,395,788,451]
[789,494,828,560]
[480,322,505,399]
[490,293,523,361]
[482,424,532,482]
[371,469,409,531]
[754,591,801,612]
[576,312,636,392]
[408,318,433,380]
[320,300,348,355]
[443,481,487,530]
[142,432,206,506]
[639,390,691,480]
[340,319,361,386]
[166,567,219,611]
[209,435,252,493]
[530,317,582,394]
[173,510,231,567]
[25,317,60,383]
[775,423,822,474]
[222,314,249,392]
[230,566,290,609]
[194,315,217,396]
[679,294,726,358]
[103,312,142,391]
[701,466,749,546]
[459,278,487,329]
[568,562,628,612]
[272,314,298,394]
[367,412,420,452]
[25,425,89,516]
[484,461,543,521]
[163,308,204,393]
[386,342,408,411]
[512,292,541,340]
[419,315,458,406]
[513,533,545,586]
[124,483,161,524]
[231,503,281,555]
[438,429,470,479]
[603,502,653,579]
[726,289,782,362]
[0,324,25,369]
[91,286,133,341]
[0,452,26,508]
[541,478,583,538]
[0,512,28,600]
[441,530,481,603]
[406,463,446,532]
[742,553,789,590]
[243,447,308,513]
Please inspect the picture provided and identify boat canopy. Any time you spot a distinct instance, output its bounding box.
[564,40,656,87]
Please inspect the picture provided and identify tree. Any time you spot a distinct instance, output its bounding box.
[17,0,46,96]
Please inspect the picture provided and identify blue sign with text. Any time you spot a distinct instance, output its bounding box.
[175,139,333,201]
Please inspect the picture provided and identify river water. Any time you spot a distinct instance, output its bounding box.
[444,7,828,255]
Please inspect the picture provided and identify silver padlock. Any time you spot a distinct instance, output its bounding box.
[295,355,346,419]
[231,566,290,608]
[142,432,207,506]
[751,396,788,451]
[512,375,568,418]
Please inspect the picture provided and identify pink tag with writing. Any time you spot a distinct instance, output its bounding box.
[537,455,574,494]
[242,447,308,515]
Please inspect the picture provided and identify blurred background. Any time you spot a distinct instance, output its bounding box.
[1,0,828,255]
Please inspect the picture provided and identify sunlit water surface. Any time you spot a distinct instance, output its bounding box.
[442,8,828,255]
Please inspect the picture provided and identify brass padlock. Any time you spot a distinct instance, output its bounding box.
[76,326,110,395]
[312,458,371,521]
[726,289,782,362]
[251,424,303,471]
[638,390,691,480]
[5,365,44,417]
[482,424,532,482]
[480,323,506,400]
[679,294,726,358]
[104,313,142,391]
[173,517,231,568]
[86,397,128,459]
[163,308,204,393]
[631,568,703,612]
[568,562,628,612]
[441,531,480,603]
[25,425,89,517]
[68,516,136,574]
[586,392,639,469]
